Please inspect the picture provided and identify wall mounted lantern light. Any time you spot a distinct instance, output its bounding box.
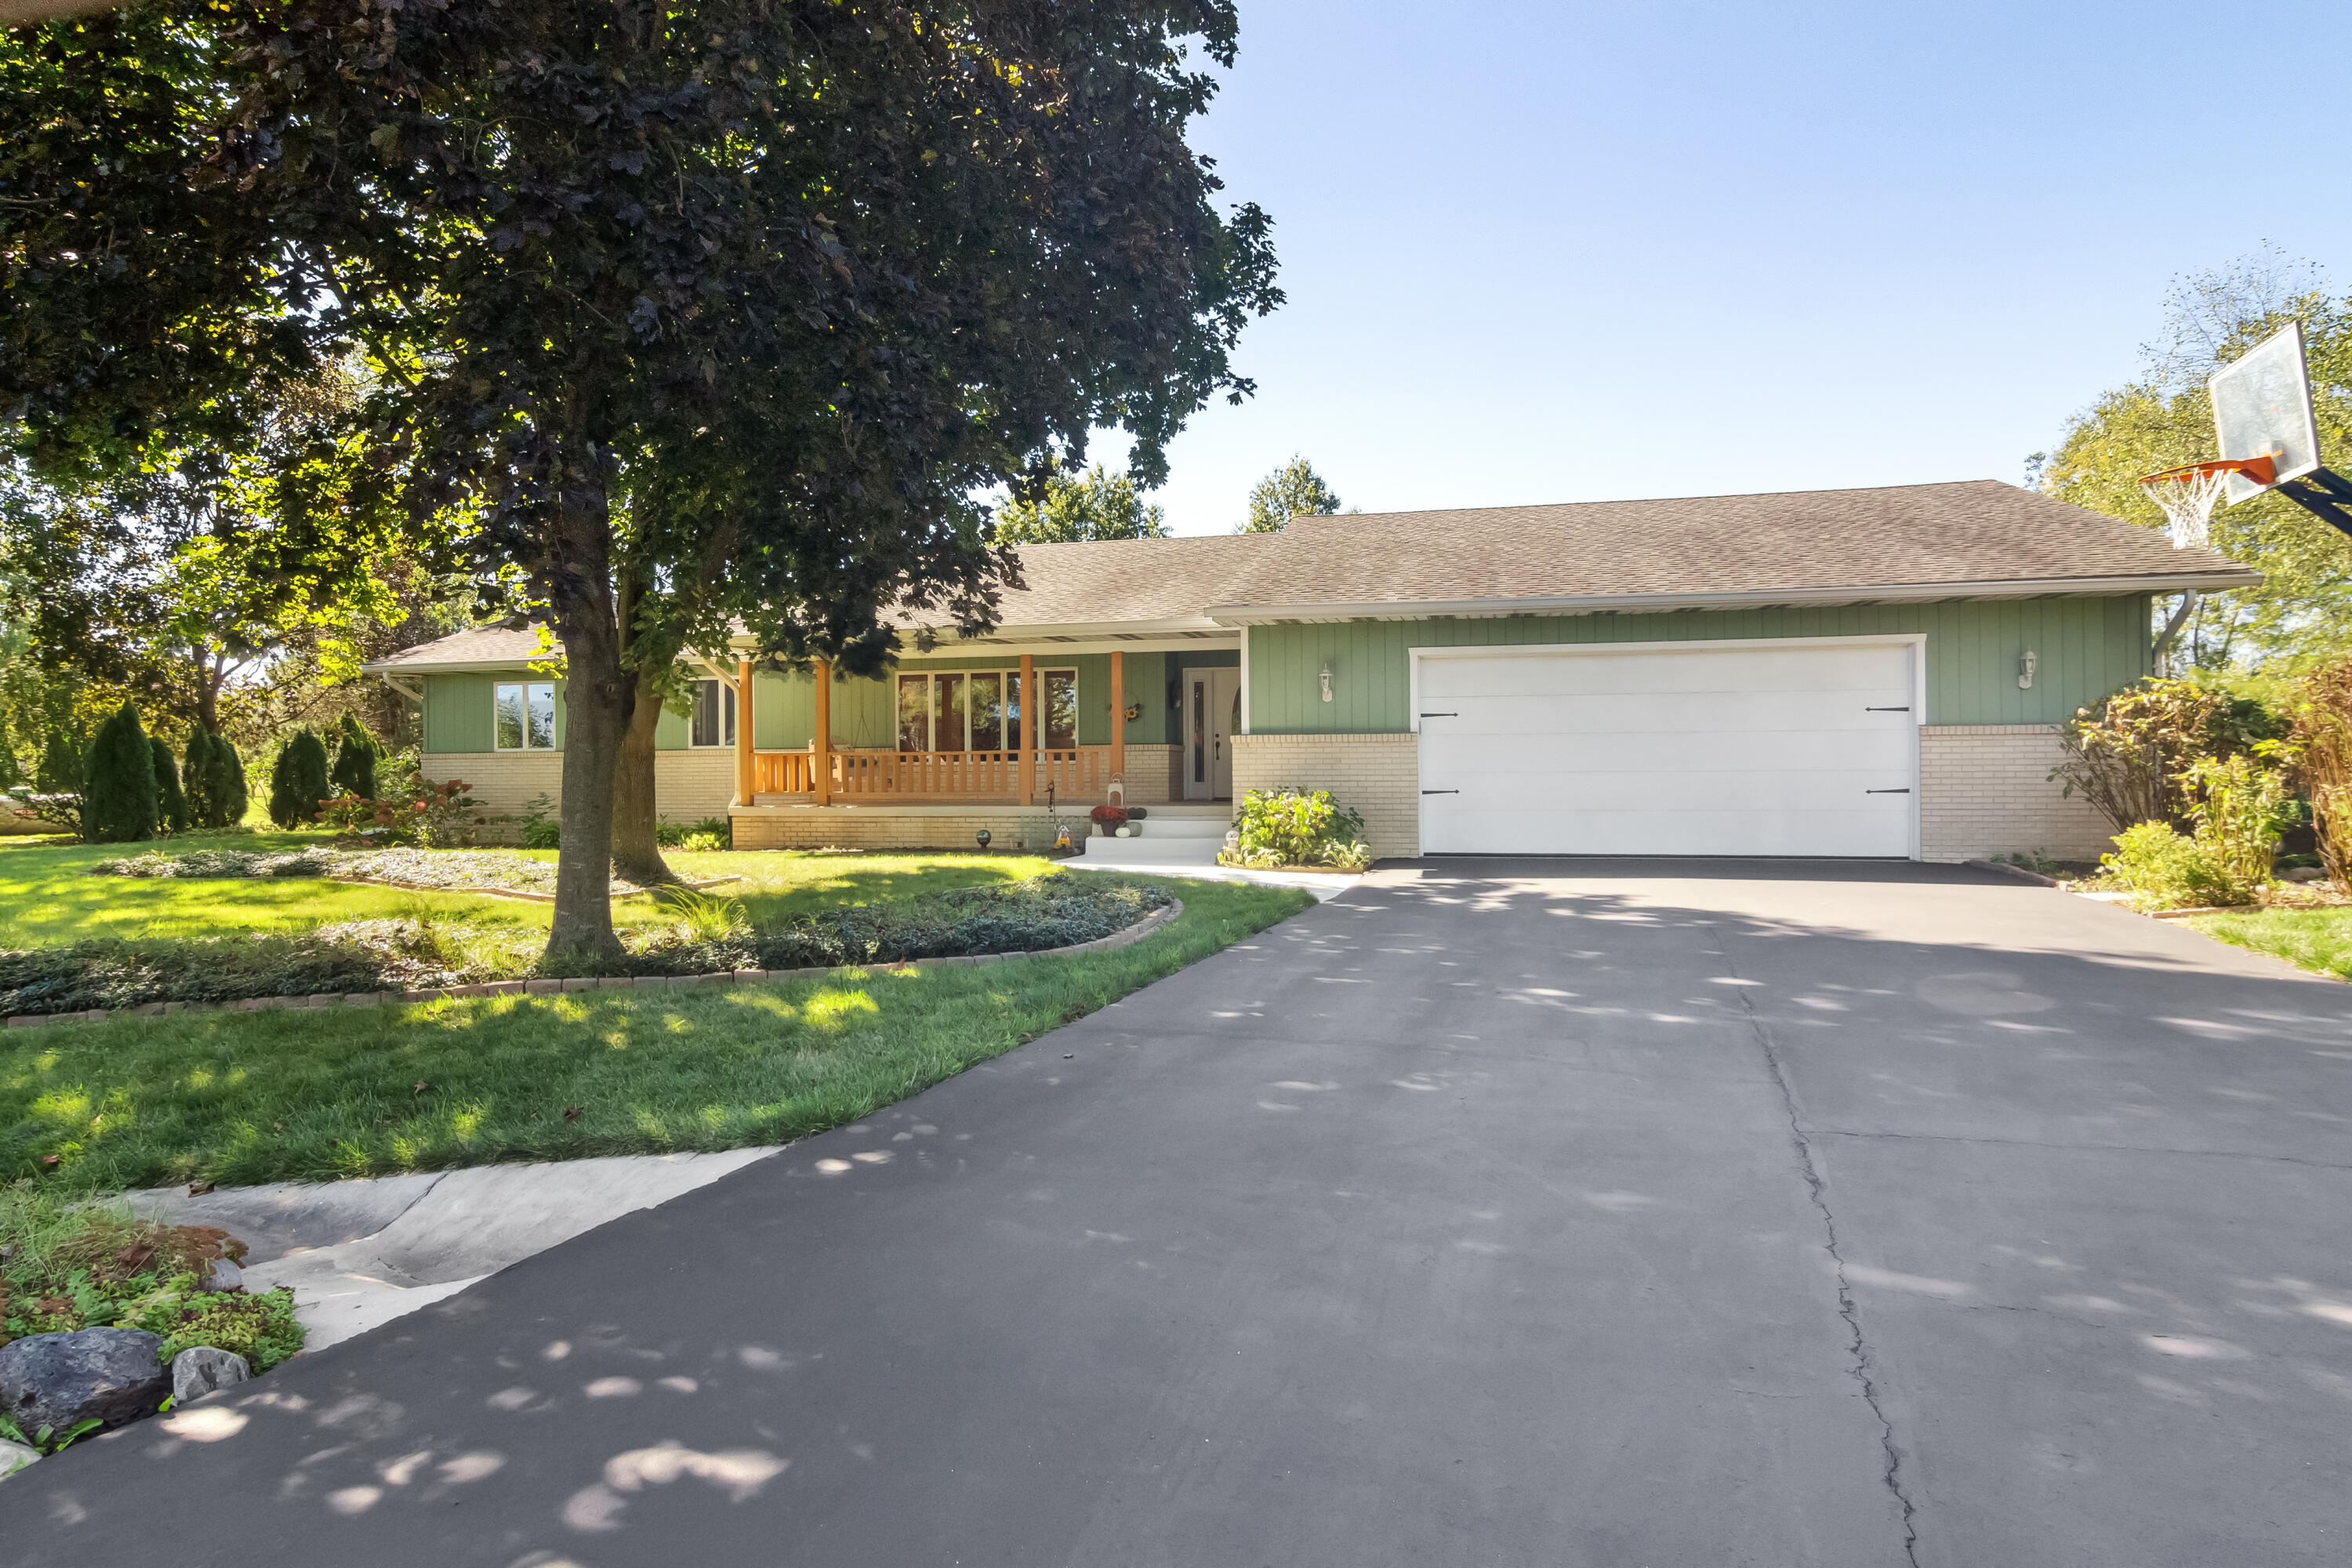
[2018,649,2038,690]
[1319,665,1334,703]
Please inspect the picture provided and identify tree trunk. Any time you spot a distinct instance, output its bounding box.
[545,478,630,965]
[609,668,676,887]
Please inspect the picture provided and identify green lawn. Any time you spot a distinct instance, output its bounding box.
[0,834,1064,946]
[2184,906,2352,982]
[2,869,1312,1193]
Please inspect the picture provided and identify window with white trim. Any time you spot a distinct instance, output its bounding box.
[689,678,736,748]
[495,681,557,750]
[895,669,1073,752]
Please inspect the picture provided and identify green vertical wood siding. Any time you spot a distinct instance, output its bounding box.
[1243,597,2152,733]
[423,673,569,750]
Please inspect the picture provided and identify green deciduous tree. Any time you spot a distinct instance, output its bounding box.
[33,726,82,798]
[1238,456,1344,533]
[83,702,158,844]
[267,731,329,830]
[993,462,1170,544]
[3,0,1279,961]
[2034,250,2352,668]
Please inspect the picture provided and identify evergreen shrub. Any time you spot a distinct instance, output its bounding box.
[83,703,159,844]
[329,715,379,800]
[149,735,188,833]
[267,731,331,829]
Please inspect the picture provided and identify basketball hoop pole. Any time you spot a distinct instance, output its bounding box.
[2274,468,2352,539]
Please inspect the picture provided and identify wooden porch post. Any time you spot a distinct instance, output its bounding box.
[812,659,832,808]
[734,659,754,806]
[1108,649,1124,798]
[1018,652,1035,806]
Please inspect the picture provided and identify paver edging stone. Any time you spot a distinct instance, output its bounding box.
[4,900,1181,1031]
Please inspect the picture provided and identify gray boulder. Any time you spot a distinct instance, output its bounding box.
[170,1346,251,1405]
[201,1257,244,1293]
[0,1327,170,1440]
[0,1437,38,1479]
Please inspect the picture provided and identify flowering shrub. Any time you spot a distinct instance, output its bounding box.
[1090,804,1128,833]
[1218,787,1373,872]
[319,776,486,847]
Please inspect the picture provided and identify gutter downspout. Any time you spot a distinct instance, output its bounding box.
[2151,590,2200,674]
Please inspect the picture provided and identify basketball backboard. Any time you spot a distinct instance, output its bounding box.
[2209,321,2322,505]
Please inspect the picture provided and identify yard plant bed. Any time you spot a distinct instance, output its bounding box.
[0,876,1312,1193]
[2,873,1173,1018]
[88,845,700,900]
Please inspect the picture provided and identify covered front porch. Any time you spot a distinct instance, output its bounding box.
[716,636,1242,845]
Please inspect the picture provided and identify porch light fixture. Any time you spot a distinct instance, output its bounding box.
[2017,649,2037,690]
[1319,665,1334,703]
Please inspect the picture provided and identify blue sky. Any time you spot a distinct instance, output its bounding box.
[1126,0,2352,535]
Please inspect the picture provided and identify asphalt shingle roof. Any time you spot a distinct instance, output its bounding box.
[370,480,2256,668]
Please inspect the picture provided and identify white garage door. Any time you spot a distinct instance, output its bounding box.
[1415,640,1918,858]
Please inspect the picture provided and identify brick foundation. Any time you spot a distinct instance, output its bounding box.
[1231,732,1421,859]
[731,807,1073,852]
[1918,724,2114,863]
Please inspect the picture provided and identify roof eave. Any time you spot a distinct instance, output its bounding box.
[1203,572,2263,625]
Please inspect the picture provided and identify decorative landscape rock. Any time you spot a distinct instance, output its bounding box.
[0,1436,38,1479]
[0,1327,172,1439]
[170,1346,252,1405]
[201,1257,244,1292]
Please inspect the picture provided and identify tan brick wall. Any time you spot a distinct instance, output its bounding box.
[731,808,1069,852]
[1111,744,1176,807]
[1231,732,1420,859]
[1918,724,2114,863]
[426,747,738,839]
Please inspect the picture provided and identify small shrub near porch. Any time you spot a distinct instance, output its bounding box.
[1219,788,1373,872]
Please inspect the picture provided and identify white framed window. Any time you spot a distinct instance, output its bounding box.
[689,678,736,748]
[895,669,1072,752]
[495,681,557,750]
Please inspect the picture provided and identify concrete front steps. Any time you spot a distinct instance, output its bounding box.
[1076,804,1229,868]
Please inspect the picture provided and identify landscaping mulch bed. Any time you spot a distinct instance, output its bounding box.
[2,873,1174,1018]
[85,846,705,900]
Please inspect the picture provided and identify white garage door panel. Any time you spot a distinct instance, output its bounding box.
[1417,641,1918,858]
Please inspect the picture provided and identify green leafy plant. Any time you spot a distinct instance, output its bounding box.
[2053,678,2285,833]
[1218,788,1374,871]
[2291,659,2352,890]
[83,702,159,844]
[2100,822,2230,907]
[2182,751,2295,898]
[654,815,731,851]
[518,793,561,850]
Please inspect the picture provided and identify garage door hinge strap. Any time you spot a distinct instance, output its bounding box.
[1865,787,1911,794]
[1419,711,1457,717]
[1865,706,1911,711]
[1421,789,1460,795]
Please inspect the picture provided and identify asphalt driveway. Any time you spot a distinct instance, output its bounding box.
[7,861,2350,1566]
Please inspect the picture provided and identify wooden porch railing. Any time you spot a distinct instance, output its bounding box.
[752,746,1109,801]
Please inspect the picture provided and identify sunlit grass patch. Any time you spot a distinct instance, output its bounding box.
[1,876,1313,1193]
[2183,906,2352,980]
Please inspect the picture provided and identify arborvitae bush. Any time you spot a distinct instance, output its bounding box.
[183,730,218,828]
[330,716,379,800]
[84,702,160,844]
[150,734,189,833]
[267,730,330,829]
[34,728,84,796]
[216,735,250,827]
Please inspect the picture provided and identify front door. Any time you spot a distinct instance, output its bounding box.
[1183,666,1240,800]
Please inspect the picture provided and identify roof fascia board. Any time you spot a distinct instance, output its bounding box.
[1204,573,2261,625]
[358,658,560,675]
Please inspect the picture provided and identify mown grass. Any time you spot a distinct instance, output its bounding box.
[2184,905,2352,981]
[1,875,1312,1194]
[0,835,1062,948]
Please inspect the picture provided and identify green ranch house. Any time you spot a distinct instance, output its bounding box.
[365,481,2255,867]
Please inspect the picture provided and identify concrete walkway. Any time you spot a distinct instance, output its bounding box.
[6,860,2350,1566]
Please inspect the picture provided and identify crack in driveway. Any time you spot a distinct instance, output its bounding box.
[1712,928,1924,1568]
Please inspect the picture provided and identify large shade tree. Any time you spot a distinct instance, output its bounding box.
[2034,251,2352,668]
[2,0,1279,958]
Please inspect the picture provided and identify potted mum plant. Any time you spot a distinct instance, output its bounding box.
[1091,804,1132,838]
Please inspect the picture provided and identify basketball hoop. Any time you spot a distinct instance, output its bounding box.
[2137,455,2274,549]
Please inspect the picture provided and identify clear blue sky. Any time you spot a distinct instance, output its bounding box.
[1128,0,2352,535]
